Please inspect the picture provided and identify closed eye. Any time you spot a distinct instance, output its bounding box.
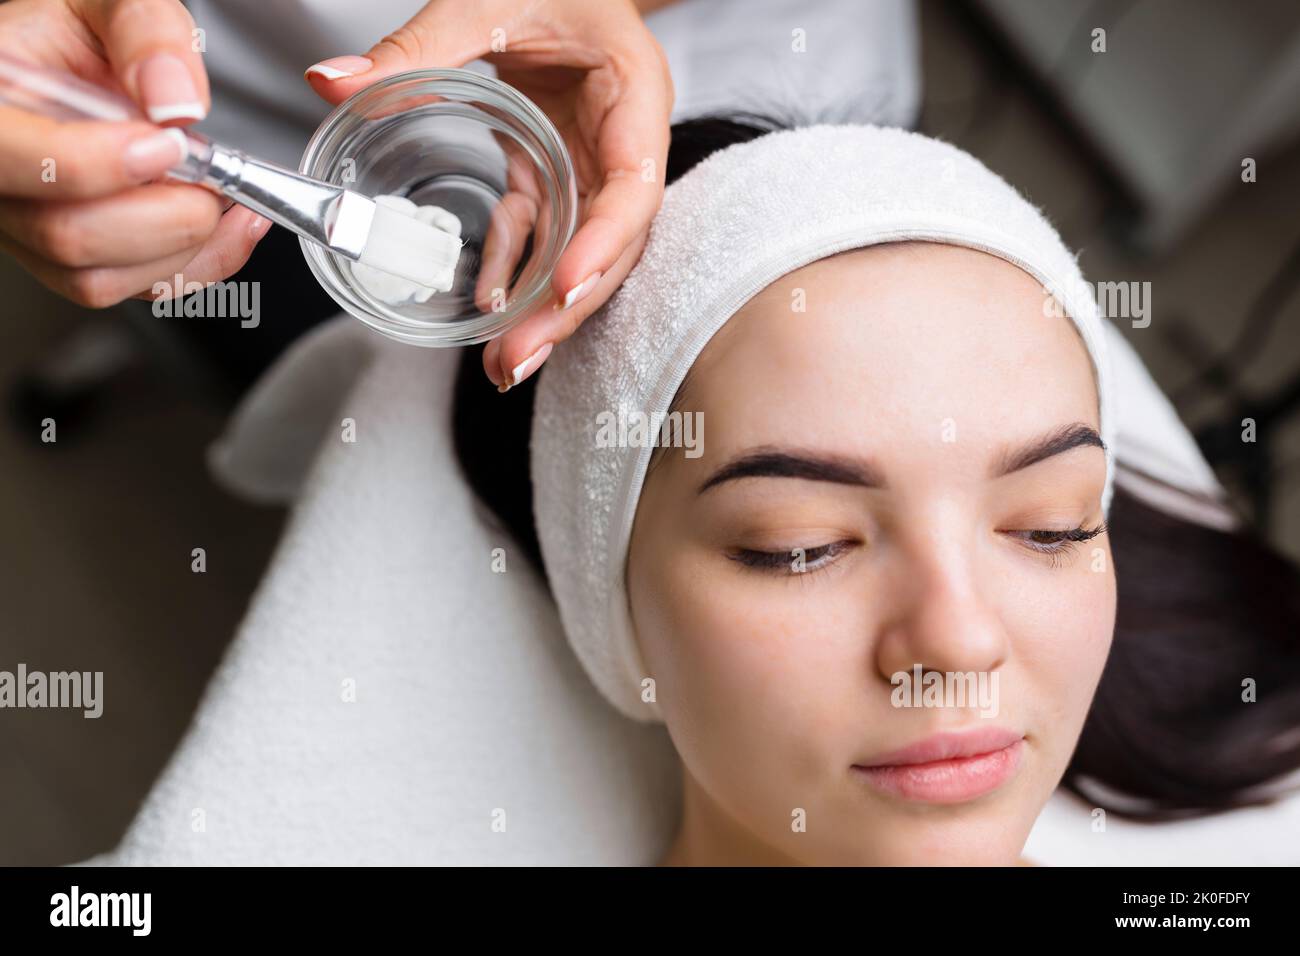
[1004,522,1108,567]
[726,520,1108,577]
[728,540,853,575]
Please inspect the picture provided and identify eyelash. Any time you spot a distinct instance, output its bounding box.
[729,521,1109,576]
[1008,520,1109,568]
[728,541,851,574]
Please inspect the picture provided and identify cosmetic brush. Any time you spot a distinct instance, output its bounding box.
[0,51,461,288]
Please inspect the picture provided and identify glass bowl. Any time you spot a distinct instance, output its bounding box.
[298,69,578,346]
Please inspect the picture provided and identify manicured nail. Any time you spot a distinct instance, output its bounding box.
[136,53,205,123]
[249,214,272,240]
[123,129,187,180]
[483,341,504,387]
[555,272,602,311]
[496,342,552,393]
[305,56,374,81]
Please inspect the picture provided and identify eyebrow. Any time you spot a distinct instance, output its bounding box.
[697,423,1105,493]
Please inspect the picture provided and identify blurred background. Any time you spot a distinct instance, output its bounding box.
[2,0,1299,864]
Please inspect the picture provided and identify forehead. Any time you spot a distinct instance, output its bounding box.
[679,242,1099,455]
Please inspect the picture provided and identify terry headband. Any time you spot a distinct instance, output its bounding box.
[531,125,1116,724]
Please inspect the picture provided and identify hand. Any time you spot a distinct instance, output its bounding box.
[305,0,673,389]
[0,0,270,309]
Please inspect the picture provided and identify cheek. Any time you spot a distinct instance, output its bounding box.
[629,547,857,780]
[1009,542,1117,743]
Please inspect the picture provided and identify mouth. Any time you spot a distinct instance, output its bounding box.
[850,728,1026,804]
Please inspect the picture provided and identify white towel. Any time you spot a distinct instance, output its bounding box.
[533,124,1119,724]
[93,321,681,865]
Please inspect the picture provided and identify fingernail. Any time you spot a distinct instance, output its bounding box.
[497,342,552,393]
[482,341,504,387]
[555,272,602,311]
[305,56,374,81]
[136,53,205,123]
[123,129,187,180]
[249,214,272,240]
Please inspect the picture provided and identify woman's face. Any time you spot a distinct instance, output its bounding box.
[626,242,1116,865]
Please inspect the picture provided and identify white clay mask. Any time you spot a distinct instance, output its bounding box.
[350,193,463,304]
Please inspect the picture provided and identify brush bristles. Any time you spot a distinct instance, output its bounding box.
[359,203,463,287]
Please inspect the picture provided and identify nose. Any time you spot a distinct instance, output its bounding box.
[874,536,1009,686]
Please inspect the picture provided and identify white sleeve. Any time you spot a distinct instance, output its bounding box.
[644,0,921,129]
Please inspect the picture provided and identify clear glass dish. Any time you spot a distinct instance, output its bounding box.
[298,69,578,347]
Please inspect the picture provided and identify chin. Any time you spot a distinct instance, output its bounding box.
[837,828,1031,867]
[795,794,1043,866]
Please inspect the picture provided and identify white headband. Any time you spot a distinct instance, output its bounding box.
[531,125,1116,724]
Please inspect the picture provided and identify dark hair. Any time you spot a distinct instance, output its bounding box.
[453,117,1300,822]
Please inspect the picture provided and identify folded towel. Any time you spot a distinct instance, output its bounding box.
[95,320,681,865]
[533,124,1119,724]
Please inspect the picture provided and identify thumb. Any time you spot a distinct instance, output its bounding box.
[304,4,496,105]
[77,0,210,125]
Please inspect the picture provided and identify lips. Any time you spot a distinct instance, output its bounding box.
[859,727,1024,768]
[851,728,1026,803]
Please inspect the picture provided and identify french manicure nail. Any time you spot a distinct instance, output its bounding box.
[123,129,187,180]
[483,342,504,387]
[497,342,553,393]
[555,272,602,311]
[136,53,205,123]
[305,56,374,81]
